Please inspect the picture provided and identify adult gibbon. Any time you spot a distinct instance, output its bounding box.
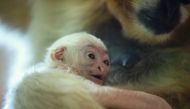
[5,0,190,109]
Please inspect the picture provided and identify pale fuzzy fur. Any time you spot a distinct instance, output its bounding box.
[45,32,107,67]
[4,32,106,109]
[8,64,104,109]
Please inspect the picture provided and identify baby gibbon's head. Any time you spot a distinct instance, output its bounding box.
[45,32,110,85]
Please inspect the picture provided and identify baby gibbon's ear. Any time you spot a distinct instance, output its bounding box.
[51,47,65,62]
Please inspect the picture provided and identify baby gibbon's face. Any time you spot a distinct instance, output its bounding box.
[48,33,110,85]
[76,44,110,85]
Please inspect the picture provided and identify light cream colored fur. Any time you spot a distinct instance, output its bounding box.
[3,32,106,109]
[13,66,105,109]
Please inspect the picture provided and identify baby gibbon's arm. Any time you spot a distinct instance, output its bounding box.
[90,85,172,109]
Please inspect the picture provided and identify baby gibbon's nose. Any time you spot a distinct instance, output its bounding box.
[97,66,105,73]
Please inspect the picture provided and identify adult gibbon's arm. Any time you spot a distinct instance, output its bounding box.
[93,86,172,109]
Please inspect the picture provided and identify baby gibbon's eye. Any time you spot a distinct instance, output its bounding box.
[88,53,95,59]
[103,60,110,66]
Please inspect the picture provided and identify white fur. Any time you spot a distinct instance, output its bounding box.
[13,66,104,109]
[3,32,106,109]
[45,32,107,67]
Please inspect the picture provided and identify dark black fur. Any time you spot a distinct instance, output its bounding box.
[137,0,181,35]
[180,0,190,4]
[92,19,168,84]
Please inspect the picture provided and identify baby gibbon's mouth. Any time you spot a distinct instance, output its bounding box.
[92,75,102,80]
[88,74,105,85]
